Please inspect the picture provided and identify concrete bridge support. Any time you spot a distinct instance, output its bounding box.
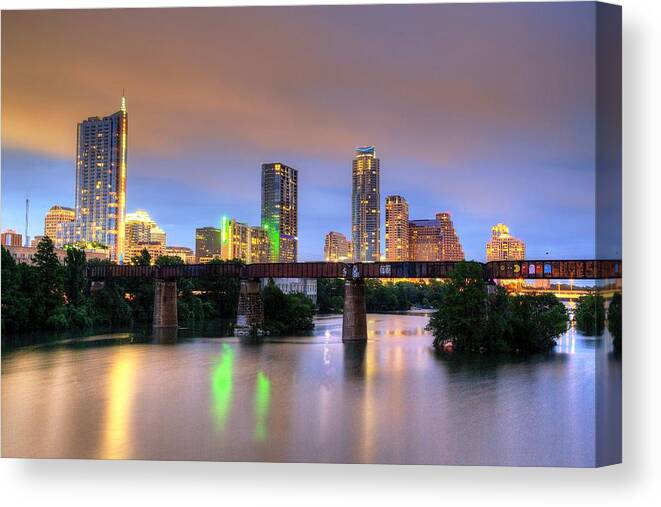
[235,278,264,337]
[153,279,178,329]
[342,278,367,342]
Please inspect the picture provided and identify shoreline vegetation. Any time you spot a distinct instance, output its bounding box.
[2,241,620,354]
[426,262,569,355]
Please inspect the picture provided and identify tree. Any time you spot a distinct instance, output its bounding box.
[575,294,606,335]
[507,293,568,353]
[426,261,488,352]
[608,293,622,350]
[63,247,87,307]
[155,255,184,266]
[426,261,568,354]
[262,279,315,335]
[32,236,66,328]
[316,278,345,314]
[131,249,152,266]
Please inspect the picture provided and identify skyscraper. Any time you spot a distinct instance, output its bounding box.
[74,95,128,261]
[407,212,464,261]
[436,212,464,261]
[408,219,443,261]
[352,146,380,262]
[324,231,352,262]
[44,205,75,246]
[486,223,526,261]
[261,162,298,263]
[385,195,409,261]
[195,227,222,262]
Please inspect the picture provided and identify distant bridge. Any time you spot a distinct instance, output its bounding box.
[86,259,621,342]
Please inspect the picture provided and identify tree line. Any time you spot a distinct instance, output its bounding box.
[1,238,314,343]
[574,293,622,350]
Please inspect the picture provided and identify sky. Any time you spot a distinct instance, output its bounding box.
[1,3,619,261]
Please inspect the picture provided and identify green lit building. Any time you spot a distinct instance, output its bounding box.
[261,162,298,263]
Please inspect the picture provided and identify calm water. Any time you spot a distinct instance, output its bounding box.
[1,313,621,466]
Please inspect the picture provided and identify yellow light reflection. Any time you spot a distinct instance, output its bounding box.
[100,348,137,459]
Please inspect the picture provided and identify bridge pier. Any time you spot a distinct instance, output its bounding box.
[235,278,264,337]
[153,279,178,329]
[342,278,367,342]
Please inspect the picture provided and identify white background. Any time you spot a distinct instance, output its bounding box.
[1,0,659,505]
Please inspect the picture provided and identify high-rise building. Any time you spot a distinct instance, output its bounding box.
[220,217,271,263]
[74,96,128,262]
[324,231,352,262]
[195,227,222,262]
[436,212,464,261]
[385,195,409,261]
[408,219,443,261]
[44,205,75,245]
[149,226,166,246]
[408,212,464,261]
[1,229,23,247]
[250,226,270,263]
[351,146,380,262]
[125,210,156,244]
[261,162,298,262]
[486,223,526,261]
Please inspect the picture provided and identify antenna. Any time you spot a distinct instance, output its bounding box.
[24,195,30,247]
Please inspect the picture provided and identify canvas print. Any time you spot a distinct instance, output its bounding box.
[1,2,621,467]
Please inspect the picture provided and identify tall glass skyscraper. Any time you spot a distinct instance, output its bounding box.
[261,162,298,262]
[351,146,380,262]
[74,96,128,261]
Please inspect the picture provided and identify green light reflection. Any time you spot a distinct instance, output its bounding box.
[253,371,271,442]
[211,343,234,432]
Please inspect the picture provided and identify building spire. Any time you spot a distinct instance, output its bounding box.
[120,89,127,112]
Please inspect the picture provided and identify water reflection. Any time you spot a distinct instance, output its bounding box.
[211,343,234,432]
[253,371,271,442]
[99,347,138,459]
[1,313,620,466]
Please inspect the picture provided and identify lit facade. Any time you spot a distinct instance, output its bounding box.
[74,96,128,262]
[408,219,443,261]
[486,223,526,261]
[163,246,195,264]
[126,241,164,264]
[324,231,352,262]
[385,195,409,261]
[124,210,166,251]
[407,212,464,261]
[2,229,23,247]
[436,212,464,261]
[44,205,75,246]
[221,217,270,263]
[195,227,222,262]
[261,162,298,263]
[352,146,380,262]
[249,226,270,263]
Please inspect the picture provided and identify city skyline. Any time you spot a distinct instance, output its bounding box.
[2,4,615,261]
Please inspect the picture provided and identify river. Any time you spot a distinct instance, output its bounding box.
[1,312,621,466]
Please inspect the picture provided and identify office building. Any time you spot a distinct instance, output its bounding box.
[74,95,128,261]
[164,246,195,264]
[385,195,409,261]
[324,231,352,262]
[195,227,222,262]
[261,162,298,262]
[2,229,23,247]
[486,223,526,261]
[44,205,75,246]
[351,146,380,262]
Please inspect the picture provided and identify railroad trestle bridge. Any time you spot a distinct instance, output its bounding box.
[87,260,621,342]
